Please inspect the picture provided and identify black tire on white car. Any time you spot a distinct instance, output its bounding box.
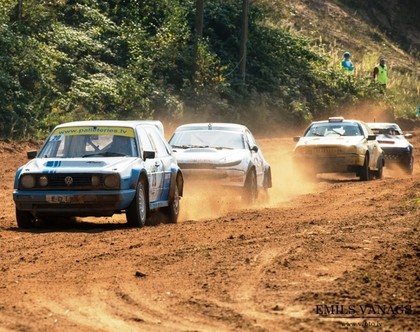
[126,178,147,227]
[405,156,414,175]
[242,169,258,204]
[16,208,36,229]
[359,154,370,181]
[163,180,180,224]
[375,160,384,179]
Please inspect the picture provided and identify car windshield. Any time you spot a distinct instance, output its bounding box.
[38,126,138,158]
[305,123,362,137]
[370,127,402,136]
[170,130,245,149]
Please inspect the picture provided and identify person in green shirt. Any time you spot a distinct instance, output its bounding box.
[373,57,389,92]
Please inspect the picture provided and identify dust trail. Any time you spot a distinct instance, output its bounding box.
[178,136,316,222]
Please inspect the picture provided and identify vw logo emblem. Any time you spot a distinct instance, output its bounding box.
[64,176,73,186]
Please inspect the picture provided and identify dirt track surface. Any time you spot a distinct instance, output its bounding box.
[0,133,419,332]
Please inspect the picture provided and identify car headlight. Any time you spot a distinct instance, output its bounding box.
[104,174,120,189]
[38,175,48,187]
[219,155,242,167]
[342,145,358,153]
[20,174,36,188]
[91,175,101,187]
[355,143,366,154]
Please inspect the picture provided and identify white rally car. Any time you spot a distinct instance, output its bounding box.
[367,122,414,175]
[13,120,183,228]
[168,123,272,203]
[293,117,385,180]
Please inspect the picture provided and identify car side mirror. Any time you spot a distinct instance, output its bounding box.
[27,151,37,159]
[405,133,413,139]
[293,136,301,142]
[367,134,377,141]
[251,145,259,152]
[143,150,156,160]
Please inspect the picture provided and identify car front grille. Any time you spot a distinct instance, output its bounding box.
[25,173,106,190]
[178,163,217,169]
[47,174,99,187]
[381,147,411,160]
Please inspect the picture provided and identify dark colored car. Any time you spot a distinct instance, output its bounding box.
[367,122,414,174]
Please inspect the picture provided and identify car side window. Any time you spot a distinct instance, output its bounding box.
[146,127,170,157]
[361,124,372,137]
[137,127,155,157]
[245,131,256,149]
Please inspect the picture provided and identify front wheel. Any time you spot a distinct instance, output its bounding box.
[242,170,258,204]
[126,179,147,227]
[359,154,370,181]
[375,160,384,179]
[404,156,414,175]
[163,181,180,224]
[16,209,36,229]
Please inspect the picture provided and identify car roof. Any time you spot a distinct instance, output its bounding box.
[311,118,364,125]
[173,123,248,133]
[54,120,164,134]
[366,122,400,128]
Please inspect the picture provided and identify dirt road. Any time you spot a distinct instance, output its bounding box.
[0,132,419,332]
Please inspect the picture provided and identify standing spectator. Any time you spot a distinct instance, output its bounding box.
[373,57,389,92]
[341,51,354,75]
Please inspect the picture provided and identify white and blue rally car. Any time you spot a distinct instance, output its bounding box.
[13,120,183,228]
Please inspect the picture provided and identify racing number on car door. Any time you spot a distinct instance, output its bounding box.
[146,128,171,202]
[138,128,161,202]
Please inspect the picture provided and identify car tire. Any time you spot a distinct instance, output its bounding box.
[405,156,414,175]
[126,178,147,227]
[375,160,384,179]
[163,181,180,224]
[359,154,370,181]
[16,208,35,229]
[242,169,258,204]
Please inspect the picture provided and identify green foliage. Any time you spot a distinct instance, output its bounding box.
[0,0,417,139]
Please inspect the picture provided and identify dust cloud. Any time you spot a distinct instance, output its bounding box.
[328,101,394,124]
[178,136,316,222]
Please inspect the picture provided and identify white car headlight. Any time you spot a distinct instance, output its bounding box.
[20,174,36,188]
[91,175,101,187]
[219,155,242,167]
[38,175,48,187]
[104,174,120,189]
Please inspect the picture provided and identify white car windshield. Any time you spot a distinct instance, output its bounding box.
[306,123,362,137]
[370,127,402,136]
[170,130,245,149]
[38,126,138,158]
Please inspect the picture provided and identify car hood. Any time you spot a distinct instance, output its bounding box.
[20,157,137,174]
[375,135,411,148]
[295,136,365,147]
[172,148,246,164]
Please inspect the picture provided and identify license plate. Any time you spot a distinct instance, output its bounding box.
[46,195,82,204]
[313,147,338,154]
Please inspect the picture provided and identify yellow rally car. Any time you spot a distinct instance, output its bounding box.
[293,117,385,181]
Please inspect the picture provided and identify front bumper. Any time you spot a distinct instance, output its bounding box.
[13,189,136,217]
[293,153,365,173]
[180,168,246,188]
[381,148,412,164]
